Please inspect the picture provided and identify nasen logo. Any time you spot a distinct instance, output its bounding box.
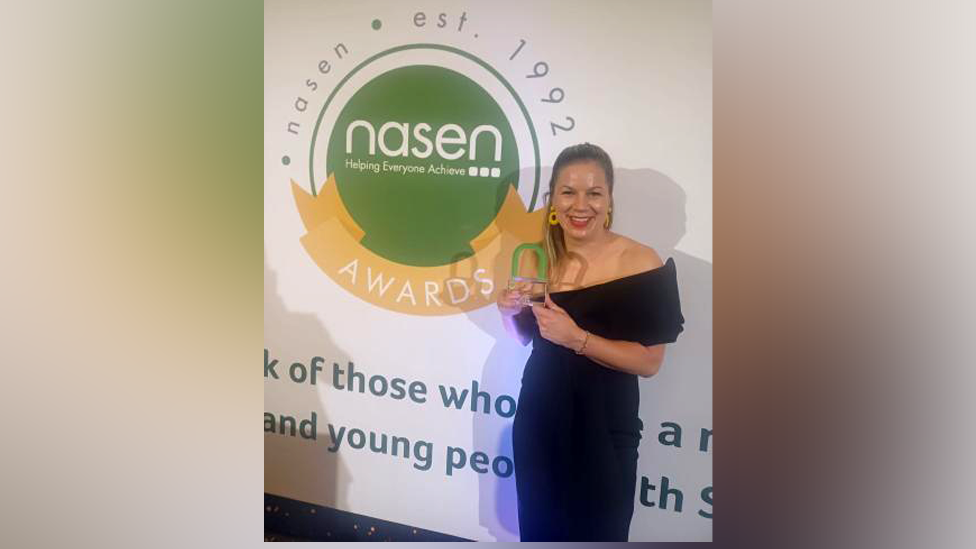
[292,45,545,315]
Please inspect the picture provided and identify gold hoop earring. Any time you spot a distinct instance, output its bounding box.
[604,208,612,228]
[549,206,559,226]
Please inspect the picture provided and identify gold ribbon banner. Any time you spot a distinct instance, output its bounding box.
[292,175,545,316]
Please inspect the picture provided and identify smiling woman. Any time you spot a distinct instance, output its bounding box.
[497,143,685,541]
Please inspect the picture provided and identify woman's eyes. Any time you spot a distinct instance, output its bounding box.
[561,190,603,196]
[559,190,603,198]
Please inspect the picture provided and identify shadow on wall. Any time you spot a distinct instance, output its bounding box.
[614,168,713,541]
[462,166,712,541]
[460,165,544,541]
[265,252,351,513]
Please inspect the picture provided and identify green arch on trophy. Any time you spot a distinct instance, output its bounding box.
[509,243,549,305]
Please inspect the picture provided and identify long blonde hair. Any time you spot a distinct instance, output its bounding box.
[542,143,616,281]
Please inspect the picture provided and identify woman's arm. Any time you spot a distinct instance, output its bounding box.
[532,295,665,377]
[500,304,532,346]
[568,329,665,378]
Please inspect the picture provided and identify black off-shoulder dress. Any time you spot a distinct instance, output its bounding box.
[511,257,684,541]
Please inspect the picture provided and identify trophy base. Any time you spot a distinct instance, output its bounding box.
[508,276,548,307]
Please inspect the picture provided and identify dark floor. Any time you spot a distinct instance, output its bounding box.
[264,493,471,542]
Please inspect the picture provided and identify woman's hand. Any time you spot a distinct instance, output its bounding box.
[497,281,529,317]
[531,295,586,350]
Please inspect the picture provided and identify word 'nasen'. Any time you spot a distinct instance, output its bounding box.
[346,121,502,161]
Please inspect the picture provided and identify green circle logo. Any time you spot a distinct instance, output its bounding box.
[326,65,520,267]
[297,44,547,316]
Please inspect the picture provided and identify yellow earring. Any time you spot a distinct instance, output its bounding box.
[549,206,559,226]
[604,208,612,228]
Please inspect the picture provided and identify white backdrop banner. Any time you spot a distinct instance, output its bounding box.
[264,0,712,541]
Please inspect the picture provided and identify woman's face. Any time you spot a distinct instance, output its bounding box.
[552,160,612,241]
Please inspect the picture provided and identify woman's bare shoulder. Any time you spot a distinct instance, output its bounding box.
[616,236,663,272]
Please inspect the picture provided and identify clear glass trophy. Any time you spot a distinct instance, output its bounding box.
[509,243,549,307]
